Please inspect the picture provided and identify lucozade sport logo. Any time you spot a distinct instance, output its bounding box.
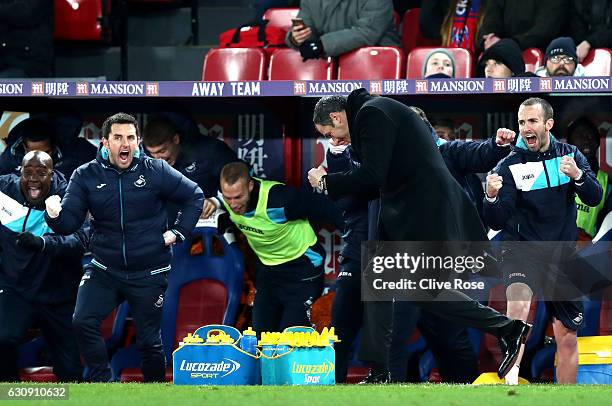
[179,358,241,379]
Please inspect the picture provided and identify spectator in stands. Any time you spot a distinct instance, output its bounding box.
[307,89,531,383]
[0,114,97,180]
[421,0,487,55]
[535,37,586,77]
[0,151,86,382]
[0,0,53,78]
[143,114,240,213]
[44,113,203,382]
[202,162,343,334]
[430,116,456,141]
[422,48,455,78]
[570,0,612,62]
[285,0,401,60]
[479,0,569,52]
[566,117,612,241]
[478,38,526,78]
[483,98,602,384]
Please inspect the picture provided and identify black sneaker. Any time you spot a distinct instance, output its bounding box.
[358,367,391,384]
[498,320,531,378]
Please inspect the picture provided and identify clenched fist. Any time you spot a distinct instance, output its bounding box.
[45,195,62,218]
[559,156,582,180]
[496,128,516,146]
[486,173,504,198]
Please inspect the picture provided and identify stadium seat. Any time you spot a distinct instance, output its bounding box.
[523,48,544,73]
[401,8,442,53]
[53,0,111,41]
[406,47,473,78]
[262,7,299,32]
[269,48,337,80]
[111,227,245,381]
[202,48,268,81]
[337,47,405,80]
[582,48,612,76]
[478,285,548,374]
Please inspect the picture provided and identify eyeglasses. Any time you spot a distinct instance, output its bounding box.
[549,55,575,64]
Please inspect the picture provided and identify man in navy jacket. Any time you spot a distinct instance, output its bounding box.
[0,151,86,381]
[484,97,602,384]
[44,113,204,382]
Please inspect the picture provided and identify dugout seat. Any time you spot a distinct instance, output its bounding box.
[337,47,405,80]
[406,47,473,78]
[202,48,268,81]
[110,226,244,382]
[268,48,337,80]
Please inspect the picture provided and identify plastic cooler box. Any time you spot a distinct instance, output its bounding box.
[172,325,260,385]
[575,336,612,384]
[260,326,336,386]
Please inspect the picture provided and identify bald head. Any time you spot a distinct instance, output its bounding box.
[22,150,53,169]
[20,151,54,205]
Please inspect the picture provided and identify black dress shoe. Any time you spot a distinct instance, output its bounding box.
[358,367,391,384]
[498,320,531,378]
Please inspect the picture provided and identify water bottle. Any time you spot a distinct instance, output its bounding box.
[240,327,258,355]
[275,335,291,356]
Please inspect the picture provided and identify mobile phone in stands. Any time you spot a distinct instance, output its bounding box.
[291,18,305,28]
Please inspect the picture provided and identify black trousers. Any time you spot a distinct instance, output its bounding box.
[0,288,82,382]
[358,290,514,370]
[331,257,363,383]
[390,302,479,383]
[252,249,324,334]
[72,265,168,382]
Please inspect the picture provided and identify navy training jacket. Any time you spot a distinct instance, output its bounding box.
[46,146,204,273]
[483,134,602,241]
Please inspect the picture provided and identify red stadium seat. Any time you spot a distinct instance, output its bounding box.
[269,48,337,80]
[262,7,299,32]
[582,48,612,76]
[54,0,111,41]
[202,48,268,81]
[337,46,405,80]
[401,8,442,53]
[523,48,544,73]
[406,47,472,78]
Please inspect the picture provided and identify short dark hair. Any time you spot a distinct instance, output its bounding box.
[221,161,250,185]
[101,113,140,139]
[520,98,554,121]
[142,116,177,147]
[313,96,347,126]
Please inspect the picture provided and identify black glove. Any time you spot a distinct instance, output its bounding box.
[299,39,324,61]
[16,232,45,252]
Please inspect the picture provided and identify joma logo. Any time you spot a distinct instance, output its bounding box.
[522,174,534,180]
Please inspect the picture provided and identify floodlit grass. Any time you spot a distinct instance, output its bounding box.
[1,383,611,406]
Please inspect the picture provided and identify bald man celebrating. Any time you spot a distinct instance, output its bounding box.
[0,151,87,382]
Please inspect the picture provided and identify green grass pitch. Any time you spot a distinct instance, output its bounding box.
[1,383,611,406]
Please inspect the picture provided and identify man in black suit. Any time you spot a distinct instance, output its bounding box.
[307,88,530,381]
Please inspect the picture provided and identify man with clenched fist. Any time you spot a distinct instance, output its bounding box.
[483,97,602,384]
